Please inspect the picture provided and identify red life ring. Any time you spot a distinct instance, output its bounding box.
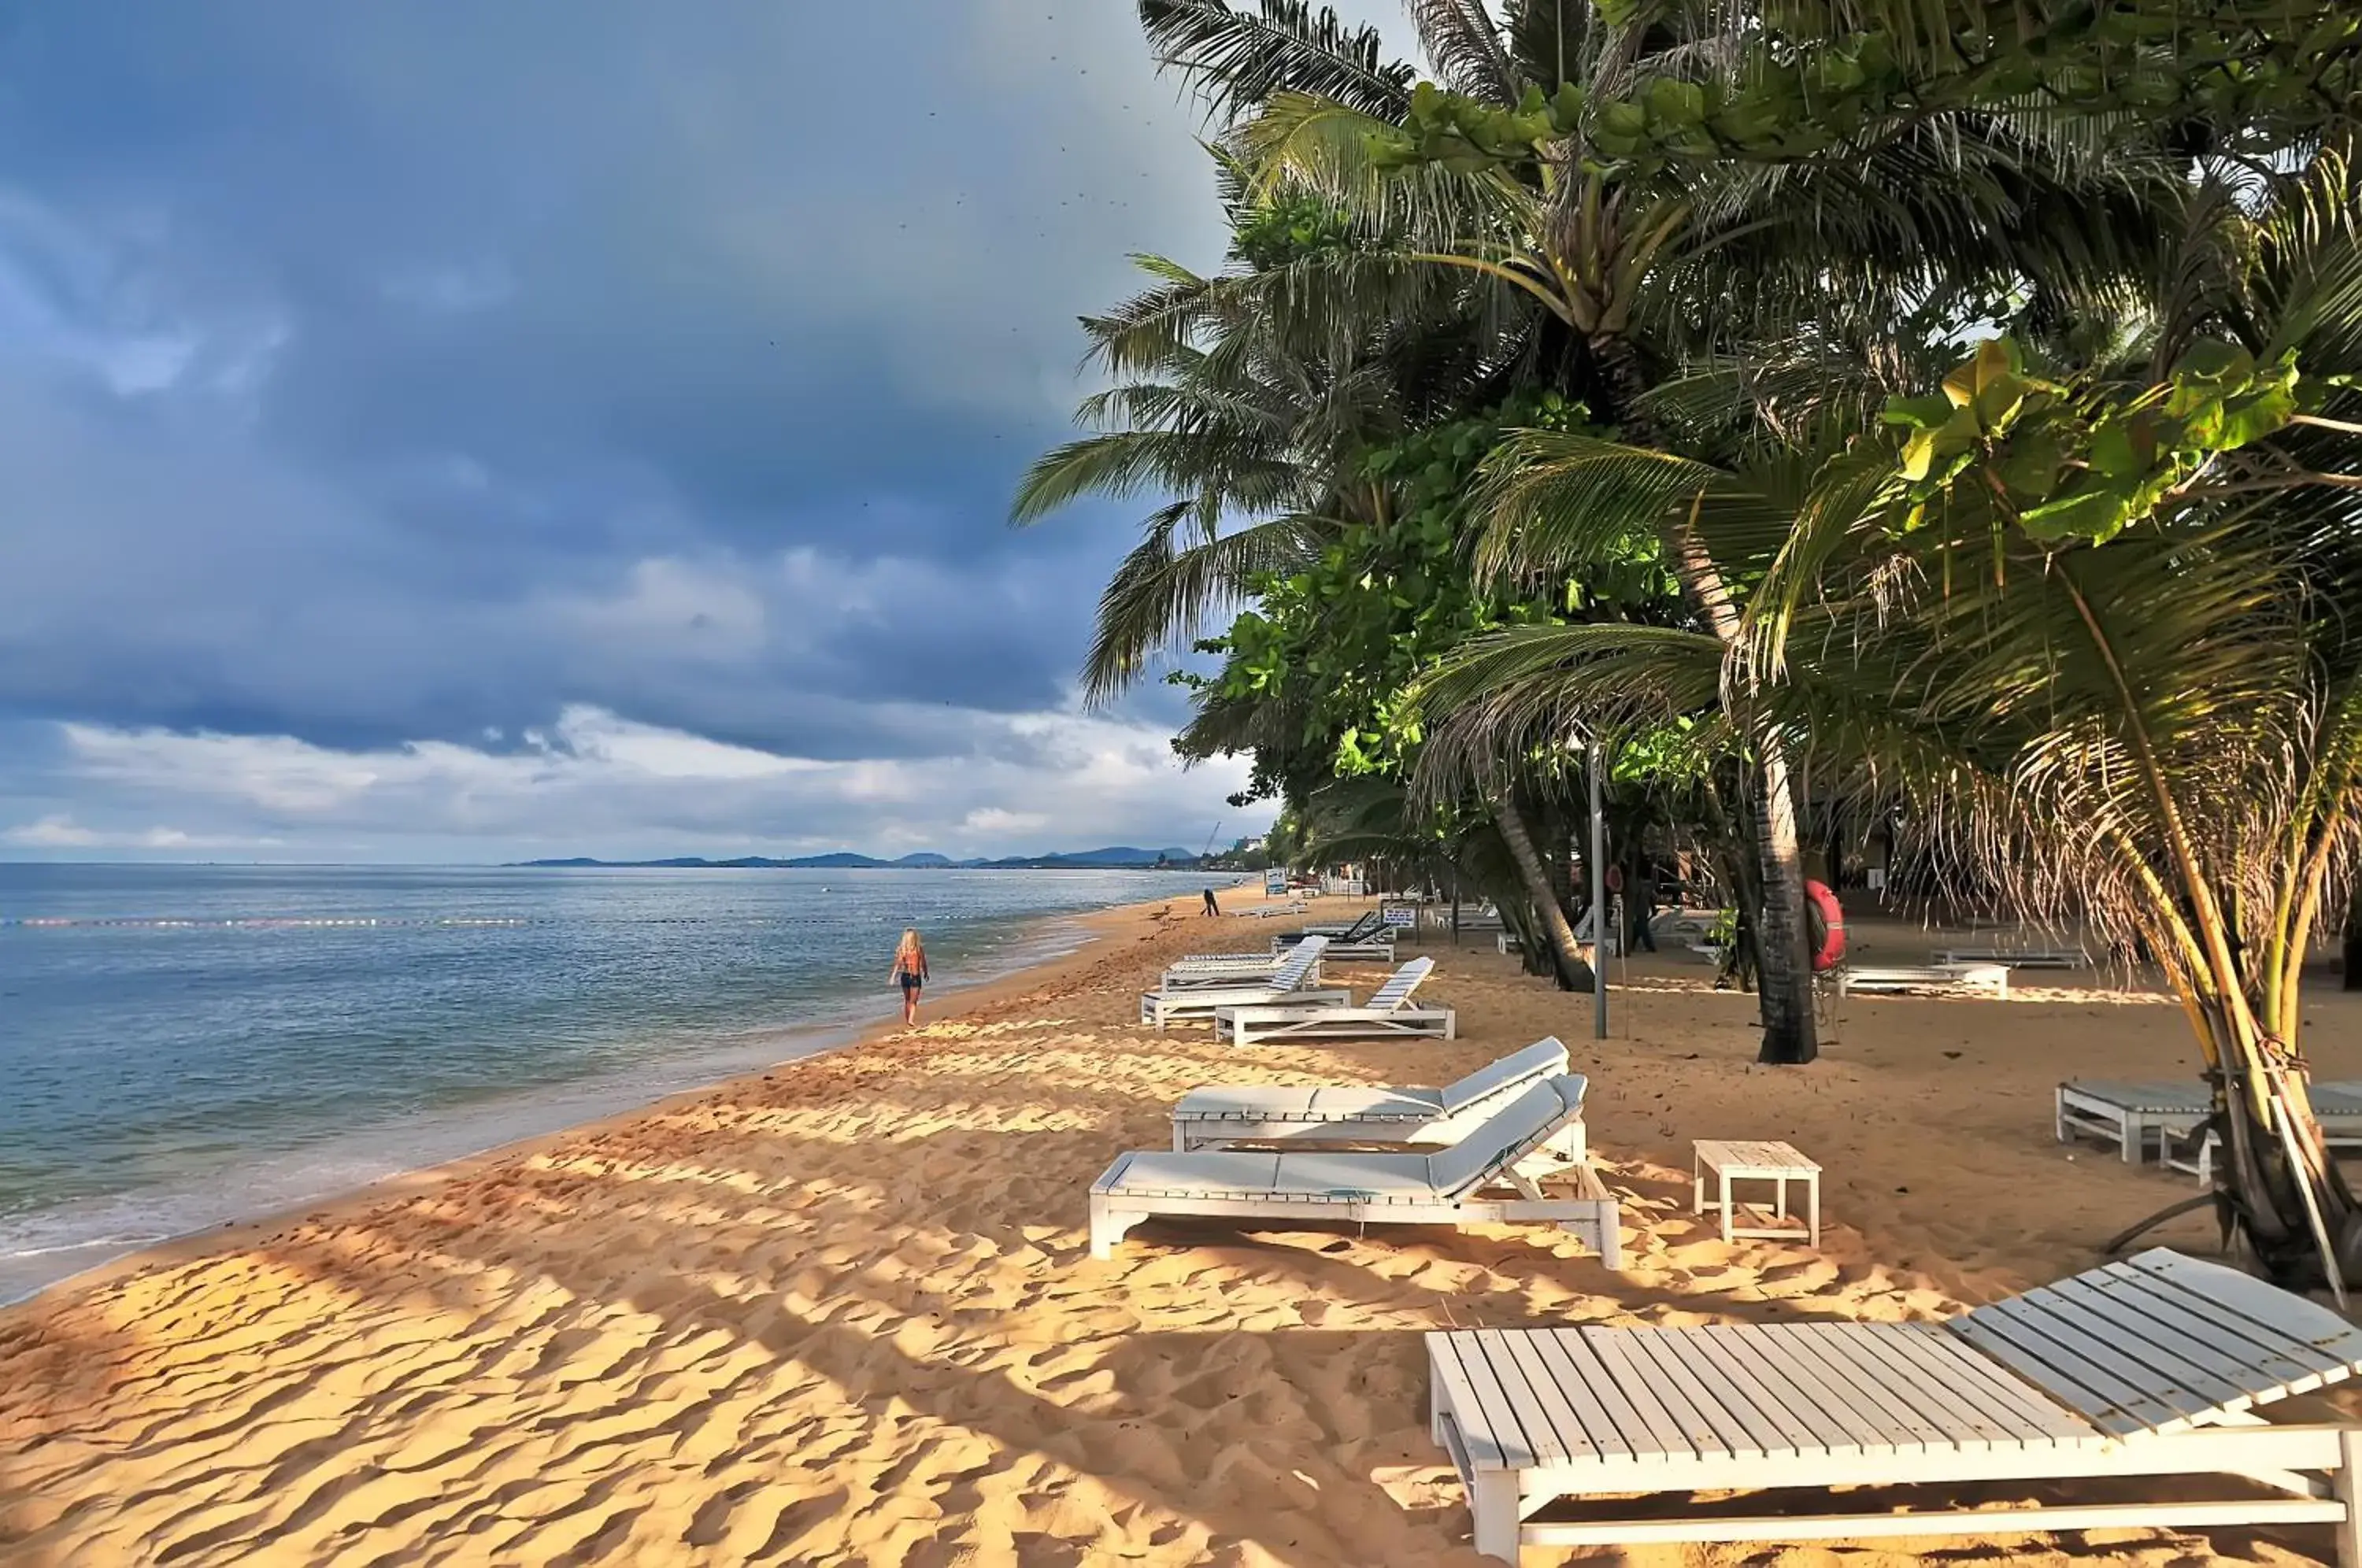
[1806,880,1846,971]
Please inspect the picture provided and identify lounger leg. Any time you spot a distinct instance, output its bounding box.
[1469,1470,1520,1562]
[2124,1111,2142,1163]
[2336,1428,2362,1568]
[1089,1202,1142,1260]
[1720,1169,1734,1244]
[1594,1199,1623,1270]
[1808,1176,1820,1249]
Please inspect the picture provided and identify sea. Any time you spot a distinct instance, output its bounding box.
[0,861,1207,1304]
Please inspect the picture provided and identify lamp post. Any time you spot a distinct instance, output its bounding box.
[1590,736,1608,1041]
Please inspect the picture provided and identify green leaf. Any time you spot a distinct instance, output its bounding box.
[2020,484,2133,544]
[1644,76,1709,129]
[1883,392,1957,431]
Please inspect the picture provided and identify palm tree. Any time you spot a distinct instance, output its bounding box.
[1220,0,2208,1060]
[1412,150,2362,1288]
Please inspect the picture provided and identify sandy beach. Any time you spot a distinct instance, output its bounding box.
[5,893,2360,1566]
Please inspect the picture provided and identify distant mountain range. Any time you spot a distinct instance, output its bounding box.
[509,846,1204,871]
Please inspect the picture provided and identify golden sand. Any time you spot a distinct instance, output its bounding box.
[3,894,2358,1566]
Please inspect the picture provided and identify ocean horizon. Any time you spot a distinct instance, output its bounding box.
[0,861,1213,1303]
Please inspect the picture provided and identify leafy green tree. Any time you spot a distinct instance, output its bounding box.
[1175,392,1679,984]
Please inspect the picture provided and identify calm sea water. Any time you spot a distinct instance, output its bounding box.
[0,862,1204,1302]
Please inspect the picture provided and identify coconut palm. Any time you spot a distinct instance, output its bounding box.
[1220,0,2218,1060]
[1412,147,2362,1287]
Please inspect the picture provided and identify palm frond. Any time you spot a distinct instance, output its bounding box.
[1470,430,1768,578]
[1085,510,1338,701]
[1139,0,1416,124]
[1407,0,1523,102]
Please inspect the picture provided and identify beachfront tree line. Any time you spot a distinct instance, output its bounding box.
[1018,0,2362,1292]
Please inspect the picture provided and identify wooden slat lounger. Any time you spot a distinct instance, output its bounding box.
[1835,962,2010,1000]
[1216,956,1453,1045]
[1431,1247,2362,1562]
[1139,936,1344,1027]
[2058,1079,2362,1170]
[1169,1037,1574,1152]
[1089,1074,1620,1264]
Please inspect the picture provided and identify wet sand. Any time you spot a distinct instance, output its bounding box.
[3,893,2358,1566]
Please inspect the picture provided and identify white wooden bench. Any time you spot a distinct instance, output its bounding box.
[1692,1139,1821,1247]
[1835,962,2009,1000]
[1429,1248,2362,1562]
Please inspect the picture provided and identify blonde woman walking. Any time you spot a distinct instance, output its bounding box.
[890,928,930,1025]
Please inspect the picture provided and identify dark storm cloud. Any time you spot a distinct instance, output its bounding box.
[0,0,1268,853]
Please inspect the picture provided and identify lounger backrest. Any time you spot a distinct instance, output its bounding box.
[1946,1246,2362,1437]
[1364,956,1434,1011]
[1342,909,1386,942]
[1426,1074,1588,1198]
[1270,934,1327,989]
[1440,1037,1572,1115]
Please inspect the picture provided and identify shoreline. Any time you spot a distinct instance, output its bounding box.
[0,887,1207,1316]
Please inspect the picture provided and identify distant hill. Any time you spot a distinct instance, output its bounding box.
[964,846,1197,869]
[509,846,1201,871]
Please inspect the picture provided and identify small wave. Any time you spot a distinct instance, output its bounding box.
[3,1232,172,1260]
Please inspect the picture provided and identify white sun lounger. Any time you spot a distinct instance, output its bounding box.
[1275,913,1394,962]
[1283,935,1396,962]
[1216,956,1453,1045]
[1139,937,1344,1027]
[1430,1247,2362,1562]
[1157,951,1315,992]
[1089,1074,1619,1263]
[1170,1037,1575,1152]
[1932,945,2088,968]
[2059,1078,2362,1168]
[1835,962,2009,999]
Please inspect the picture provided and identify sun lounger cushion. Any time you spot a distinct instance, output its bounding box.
[1439,1039,1574,1116]
[1111,1076,1587,1204]
[1101,1152,1287,1199]
[1426,1078,1587,1197]
[1172,1085,1443,1122]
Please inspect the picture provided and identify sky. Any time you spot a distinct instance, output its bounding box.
[0,1,1411,864]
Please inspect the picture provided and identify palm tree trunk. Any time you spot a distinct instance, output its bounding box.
[1753,748,1820,1063]
[1664,501,1820,1062]
[1488,783,1595,992]
[1589,332,1817,1063]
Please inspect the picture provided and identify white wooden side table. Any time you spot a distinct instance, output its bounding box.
[1693,1138,1821,1247]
